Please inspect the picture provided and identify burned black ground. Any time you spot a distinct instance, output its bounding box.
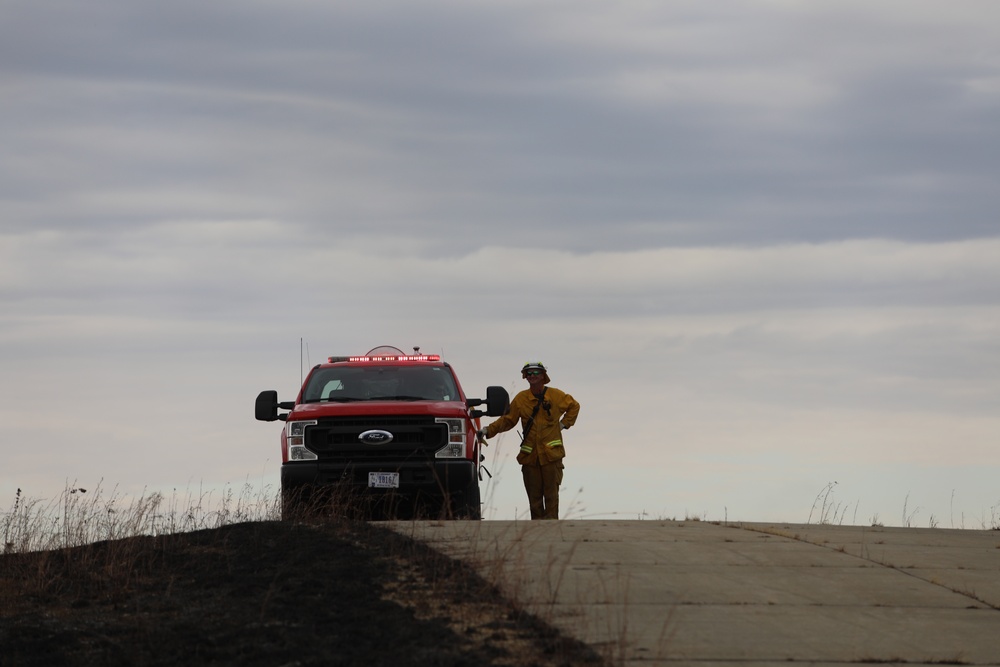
[0,520,604,667]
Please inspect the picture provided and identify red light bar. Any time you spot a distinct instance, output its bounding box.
[328,354,441,363]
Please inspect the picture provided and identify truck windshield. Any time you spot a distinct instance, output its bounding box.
[302,365,460,403]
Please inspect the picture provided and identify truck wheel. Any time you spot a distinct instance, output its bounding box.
[281,485,306,521]
[452,482,482,520]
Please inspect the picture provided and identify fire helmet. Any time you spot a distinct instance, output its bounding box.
[521,361,550,384]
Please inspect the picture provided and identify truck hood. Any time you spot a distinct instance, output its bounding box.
[288,400,470,420]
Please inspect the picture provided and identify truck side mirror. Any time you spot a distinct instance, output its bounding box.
[485,386,509,417]
[467,386,509,418]
[255,390,279,422]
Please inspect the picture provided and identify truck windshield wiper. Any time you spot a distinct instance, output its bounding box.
[300,397,365,403]
[368,395,425,401]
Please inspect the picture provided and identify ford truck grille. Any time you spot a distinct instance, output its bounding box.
[304,416,447,464]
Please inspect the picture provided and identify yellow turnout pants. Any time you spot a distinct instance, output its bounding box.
[521,461,564,520]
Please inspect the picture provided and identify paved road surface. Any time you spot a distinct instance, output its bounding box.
[390,520,1000,666]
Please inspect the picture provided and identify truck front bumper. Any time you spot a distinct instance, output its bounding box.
[281,459,478,515]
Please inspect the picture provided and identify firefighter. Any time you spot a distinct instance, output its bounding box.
[479,362,580,520]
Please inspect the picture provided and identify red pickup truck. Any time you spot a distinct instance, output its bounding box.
[255,346,509,520]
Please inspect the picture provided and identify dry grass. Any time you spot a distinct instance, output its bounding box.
[2,481,280,556]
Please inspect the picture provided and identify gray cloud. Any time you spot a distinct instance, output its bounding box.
[4,1,999,250]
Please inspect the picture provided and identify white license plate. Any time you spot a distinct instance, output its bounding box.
[368,472,400,489]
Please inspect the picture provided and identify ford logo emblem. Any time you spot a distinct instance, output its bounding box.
[359,429,394,445]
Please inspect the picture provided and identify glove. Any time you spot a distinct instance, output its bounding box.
[476,429,488,441]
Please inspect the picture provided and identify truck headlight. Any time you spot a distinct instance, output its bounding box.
[434,418,466,459]
[286,420,318,461]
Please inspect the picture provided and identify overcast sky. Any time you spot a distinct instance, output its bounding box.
[3,1,999,527]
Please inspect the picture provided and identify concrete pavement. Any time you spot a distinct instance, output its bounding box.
[390,520,1000,666]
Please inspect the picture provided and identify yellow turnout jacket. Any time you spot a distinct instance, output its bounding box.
[484,387,580,466]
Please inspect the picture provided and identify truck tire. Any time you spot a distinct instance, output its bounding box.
[452,481,482,520]
[281,484,314,521]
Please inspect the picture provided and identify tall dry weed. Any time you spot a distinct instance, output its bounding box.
[1,479,280,555]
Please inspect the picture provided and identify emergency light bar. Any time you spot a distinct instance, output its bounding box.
[327,354,441,363]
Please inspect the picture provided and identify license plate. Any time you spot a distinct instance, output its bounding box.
[368,472,400,489]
